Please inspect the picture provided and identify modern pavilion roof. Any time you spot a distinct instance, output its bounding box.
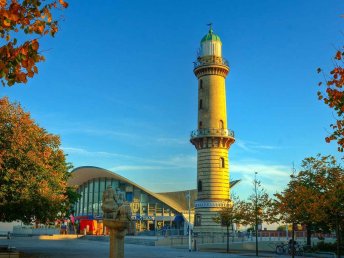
[68,166,186,212]
[68,166,241,213]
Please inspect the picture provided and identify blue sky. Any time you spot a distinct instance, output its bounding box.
[1,0,344,199]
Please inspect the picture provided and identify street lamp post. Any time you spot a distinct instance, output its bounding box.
[254,171,259,257]
[186,190,191,252]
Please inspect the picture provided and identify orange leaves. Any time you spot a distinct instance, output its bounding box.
[31,40,39,51]
[335,50,342,60]
[275,155,344,227]
[9,13,19,22]
[0,97,74,223]
[59,0,69,8]
[318,47,344,151]
[0,39,41,86]
[3,18,11,27]
[0,0,6,8]
[16,72,27,83]
[0,0,68,86]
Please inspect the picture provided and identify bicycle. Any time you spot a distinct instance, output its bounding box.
[276,242,289,255]
[276,241,304,256]
[293,243,304,256]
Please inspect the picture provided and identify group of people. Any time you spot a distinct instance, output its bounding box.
[59,221,78,235]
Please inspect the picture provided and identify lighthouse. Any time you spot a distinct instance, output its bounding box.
[190,26,235,233]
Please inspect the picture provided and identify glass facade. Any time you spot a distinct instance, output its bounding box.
[74,176,182,233]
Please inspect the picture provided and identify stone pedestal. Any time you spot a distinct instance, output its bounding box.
[104,220,130,258]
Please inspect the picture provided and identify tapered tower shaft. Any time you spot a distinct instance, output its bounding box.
[191,27,235,233]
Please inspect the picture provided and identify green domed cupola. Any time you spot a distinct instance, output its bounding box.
[201,28,222,43]
[199,25,223,57]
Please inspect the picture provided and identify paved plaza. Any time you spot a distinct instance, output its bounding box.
[0,237,294,258]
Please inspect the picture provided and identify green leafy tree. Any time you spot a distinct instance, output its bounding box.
[240,176,274,227]
[239,174,274,256]
[213,196,246,253]
[0,97,77,224]
[0,0,68,86]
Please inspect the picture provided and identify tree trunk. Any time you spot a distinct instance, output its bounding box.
[255,224,258,256]
[336,215,340,258]
[306,224,312,247]
[292,223,295,258]
[232,223,235,242]
[227,225,229,253]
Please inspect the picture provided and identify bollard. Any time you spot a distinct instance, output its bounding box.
[193,239,197,251]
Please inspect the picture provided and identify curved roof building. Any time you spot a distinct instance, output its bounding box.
[68,166,240,234]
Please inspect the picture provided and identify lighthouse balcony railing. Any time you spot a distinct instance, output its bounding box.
[190,128,235,139]
[193,56,229,69]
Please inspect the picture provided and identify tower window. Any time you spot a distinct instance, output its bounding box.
[197,180,202,192]
[195,214,202,226]
[199,79,203,89]
[220,157,225,168]
[219,120,224,129]
[199,99,203,110]
[199,121,203,129]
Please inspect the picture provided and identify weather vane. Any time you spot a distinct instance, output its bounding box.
[207,22,213,31]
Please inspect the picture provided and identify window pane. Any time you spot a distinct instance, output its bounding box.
[99,179,105,209]
[126,192,133,202]
[111,180,119,190]
[93,179,99,215]
[79,185,84,215]
[83,184,88,214]
[88,181,93,215]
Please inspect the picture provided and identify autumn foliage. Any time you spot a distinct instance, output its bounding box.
[318,49,344,151]
[274,155,344,246]
[0,0,68,86]
[0,97,76,223]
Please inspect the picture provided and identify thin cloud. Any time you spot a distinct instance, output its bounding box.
[62,147,123,158]
[155,137,188,146]
[230,159,292,199]
[231,161,290,178]
[255,145,280,150]
[83,128,135,138]
[63,126,190,148]
[108,165,166,171]
[160,154,196,168]
[109,155,197,172]
[235,139,282,152]
[63,146,197,171]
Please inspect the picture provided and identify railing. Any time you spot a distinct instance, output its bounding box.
[193,56,229,69]
[12,226,59,236]
[190,128,234,139]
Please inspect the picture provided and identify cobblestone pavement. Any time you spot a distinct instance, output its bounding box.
[0,237,297,258]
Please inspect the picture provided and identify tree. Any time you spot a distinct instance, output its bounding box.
[213,196,246,253]
[0,97,77,224]
[0,0,68,86]
[240,173,274,256]
[317,49,344,152]
[274,155,344,257]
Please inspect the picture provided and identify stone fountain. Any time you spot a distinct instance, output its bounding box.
[102,186,132,258]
